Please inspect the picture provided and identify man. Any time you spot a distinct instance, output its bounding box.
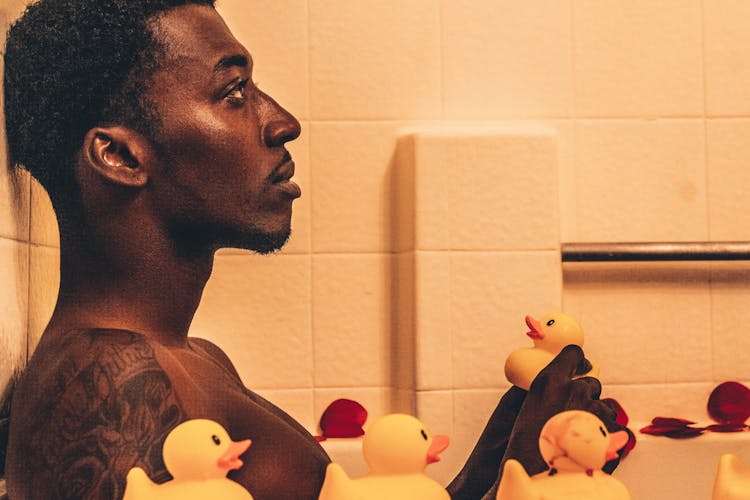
[3,1,624,498]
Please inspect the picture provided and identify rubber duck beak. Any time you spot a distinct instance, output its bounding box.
[525,315,545,340]
[426,435,450,464]
[605,430,629,461]
[217,438,252,472]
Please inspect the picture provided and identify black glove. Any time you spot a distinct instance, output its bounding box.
[482,344,627,499]
[446,385,526,500]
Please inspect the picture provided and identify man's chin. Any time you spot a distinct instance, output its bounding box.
[233,228,291,255]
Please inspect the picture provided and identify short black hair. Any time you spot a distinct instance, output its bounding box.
[3,0,215,199]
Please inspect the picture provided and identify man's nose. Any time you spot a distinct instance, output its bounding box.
[262,99,301,147]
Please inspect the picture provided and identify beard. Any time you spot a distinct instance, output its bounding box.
[170,221,291,257]
[237,227,291,255]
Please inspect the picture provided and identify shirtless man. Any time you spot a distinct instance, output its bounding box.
[3,1,624,498]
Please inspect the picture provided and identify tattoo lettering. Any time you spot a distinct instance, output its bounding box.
[30,334,184,499]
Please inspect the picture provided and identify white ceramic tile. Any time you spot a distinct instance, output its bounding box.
[309,0,440,119]
[29,177,59,247]
[254,388,315,431]
[1,3,33,243]
[394,135,416,252]
[555,122,578,242]
[706,120,750,241]
[710,262,750,381]
[0,1,28,25]
[28,245,59,352]
[704,0,750,116]
[392,387,416,415]
[415,390,455,485]
[443,0,572,119]
[310,122,408,253]
[393,252,415,390]
[573,0,703,117]
[216,0,309,120]
[451,251,562,388]
[0,238,28,396]
[573,120,707,242]
[415,390,454,436]
[0,162,29,242]
[412,128,560,251]
[446,389,511,485]
[190,253,313,389]
[563,262,712,384]
[603,382,717,426]
[312,254,393,387]
[414,251,452,390]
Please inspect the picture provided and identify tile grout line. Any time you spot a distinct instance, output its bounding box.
[305,0,317,423]
[569,0,577,120]
[438,0,445,121]
[25,169,32,362]
[699,0,717,382]
[300,117,750,125]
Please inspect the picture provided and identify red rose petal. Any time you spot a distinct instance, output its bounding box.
[318,399,368,440]
[650,417,696,427]
[322,421,366,439]
[704,423,749,433]
[659,427,705,439]
[707,382,750,425]
[640,417,704,438]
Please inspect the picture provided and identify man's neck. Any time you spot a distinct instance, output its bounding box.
[47,222,214,345]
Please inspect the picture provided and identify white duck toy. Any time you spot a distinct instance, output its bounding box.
[504,312,600,390]
[318,413,450,500]
[496,410,631,500]
[713,454,750,500]
[123,419,253,500]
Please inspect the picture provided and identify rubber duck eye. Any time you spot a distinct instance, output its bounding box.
[599,426,607,438]
[546,319,555,327]
[420,429,428,440]
[212,434,221,446]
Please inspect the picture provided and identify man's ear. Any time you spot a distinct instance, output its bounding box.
[83,126,150,188]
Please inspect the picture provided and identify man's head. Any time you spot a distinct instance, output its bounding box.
[4,0,301,254]
[4,0,214,198]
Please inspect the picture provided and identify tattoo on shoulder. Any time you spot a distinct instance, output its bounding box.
[31,333,184,499]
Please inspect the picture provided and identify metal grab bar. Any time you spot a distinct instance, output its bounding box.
[561,241,750,262]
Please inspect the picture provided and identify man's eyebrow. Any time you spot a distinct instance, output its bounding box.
[212,54,250,75]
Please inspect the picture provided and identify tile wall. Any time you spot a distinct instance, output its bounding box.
[3,0,750,485]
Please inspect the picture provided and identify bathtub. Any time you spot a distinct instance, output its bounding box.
[321,426,750,500]
[616,428,750,499]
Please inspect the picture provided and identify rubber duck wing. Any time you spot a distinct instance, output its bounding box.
[123,467,157,500]
[496,459,541,500]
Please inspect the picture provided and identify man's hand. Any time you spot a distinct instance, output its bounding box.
[482,345,628,498]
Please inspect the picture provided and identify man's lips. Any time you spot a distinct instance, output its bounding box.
[272,160,295,183]
[270,152,301,198]
[271,152,295,183]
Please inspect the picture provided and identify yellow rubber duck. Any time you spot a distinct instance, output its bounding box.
[504,312,599,390]
[713,454,750,500]
[497,410,631,500]
[318,413,450,500]
[123,419,253,500]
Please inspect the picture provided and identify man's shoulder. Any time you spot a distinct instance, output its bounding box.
[21,328,167,391]
[188,336,241,378]
[8,329,184,499]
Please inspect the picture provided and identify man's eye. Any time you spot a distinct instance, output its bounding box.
[226,80,249,100]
